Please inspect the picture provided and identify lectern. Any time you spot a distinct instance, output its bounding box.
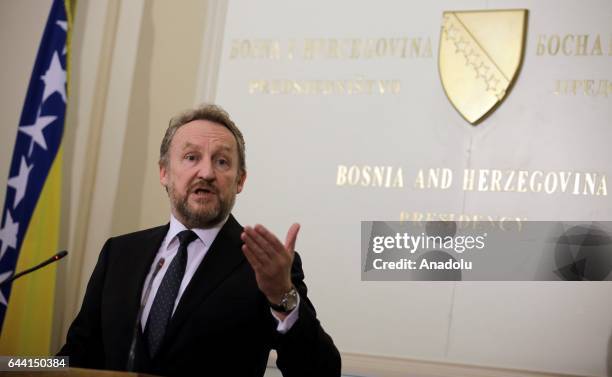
[2,368,160,377]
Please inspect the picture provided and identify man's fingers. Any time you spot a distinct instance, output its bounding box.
[253,224,286,254]
[241,231,270,264]
[244,226,276,260]
[242,244,261,270]
[284,223,300,252]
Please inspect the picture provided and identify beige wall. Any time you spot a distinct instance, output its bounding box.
[215,1,612,375]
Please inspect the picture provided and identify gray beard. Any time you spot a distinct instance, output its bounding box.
[171,187,234,229]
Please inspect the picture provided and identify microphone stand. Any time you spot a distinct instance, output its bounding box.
[1,250,68,286]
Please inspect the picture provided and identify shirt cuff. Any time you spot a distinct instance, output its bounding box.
[270,294,300,334]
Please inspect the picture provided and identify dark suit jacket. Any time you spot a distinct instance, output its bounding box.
[59,215,341,376]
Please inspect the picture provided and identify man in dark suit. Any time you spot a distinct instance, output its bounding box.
[59,104,341,376]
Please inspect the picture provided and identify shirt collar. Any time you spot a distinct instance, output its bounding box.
[166,213,227,250]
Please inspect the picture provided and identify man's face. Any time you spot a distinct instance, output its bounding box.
[160,120,246,228]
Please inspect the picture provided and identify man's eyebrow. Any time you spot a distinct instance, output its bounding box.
[180,142,234,151]
[181,142,198,150]
[216,145,233,152]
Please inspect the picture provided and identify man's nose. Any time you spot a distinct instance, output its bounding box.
[196,158,215,180]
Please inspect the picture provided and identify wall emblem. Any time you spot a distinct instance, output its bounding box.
[439,10,528,124]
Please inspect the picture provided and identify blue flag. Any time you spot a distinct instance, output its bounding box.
[0,0,69,340]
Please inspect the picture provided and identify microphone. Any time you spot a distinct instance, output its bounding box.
[2,250,68,286]
[126,258,165,371]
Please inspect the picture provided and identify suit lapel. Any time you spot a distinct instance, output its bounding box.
[163,215,245,343]
[124,225,168,367]
[123,225,169,335]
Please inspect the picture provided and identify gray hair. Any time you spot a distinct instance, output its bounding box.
[159,104,246,174]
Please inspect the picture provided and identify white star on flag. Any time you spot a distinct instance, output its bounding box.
[56,20,67,31]
[40,51,66,103]
[56,20,68,54]
[19,109,57,155]
[0,271,13,306]
[0,211,19,261]
[7,157,33,209]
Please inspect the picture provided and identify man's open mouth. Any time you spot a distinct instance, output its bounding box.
[192,187,215,195]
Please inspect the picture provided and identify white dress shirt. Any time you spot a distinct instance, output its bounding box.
[140,214,299,333]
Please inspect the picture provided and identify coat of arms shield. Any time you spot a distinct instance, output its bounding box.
[439,10,528,124]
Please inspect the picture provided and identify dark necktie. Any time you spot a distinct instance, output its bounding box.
[146,229,198,357]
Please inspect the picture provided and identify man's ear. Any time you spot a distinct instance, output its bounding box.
[236,170,247,194]
[160,162,168,188]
